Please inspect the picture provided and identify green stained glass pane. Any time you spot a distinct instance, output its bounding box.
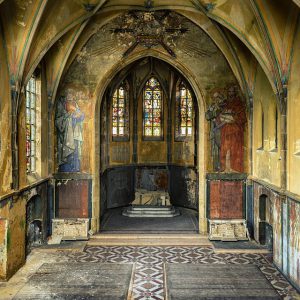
[26,92,30,107]
[30,110,35,125]
[31,157,36,172]
[31,94,36,107]
[31,142,35,155]
[31,126,36,140]
[26,108,31,123]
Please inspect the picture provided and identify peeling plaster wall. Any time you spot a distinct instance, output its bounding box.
[0,183,48,280]
[0,218,8,280]
[253,182,300,289]
[287,21,300,196]
[253,66,281,187]
[0,21,12,195]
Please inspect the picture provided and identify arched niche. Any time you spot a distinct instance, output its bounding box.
[98,57,201,228]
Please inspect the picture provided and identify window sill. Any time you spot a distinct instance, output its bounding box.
[112,137,130,142]
[142,137,164,142]
[27,172,41,184]
[175,137,193,142]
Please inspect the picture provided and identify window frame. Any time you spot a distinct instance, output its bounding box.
[111,83,130,142]
[25,76,38,174]
[142,76,164,141]
[175,81,194,142]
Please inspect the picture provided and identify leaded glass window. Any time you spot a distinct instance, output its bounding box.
[143,77,163,139]
[112,85,129,140]
[176,83,193,139]
[26,76,37,173]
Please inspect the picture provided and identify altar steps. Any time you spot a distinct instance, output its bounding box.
[88,233,211,246]
[122,205,180,218]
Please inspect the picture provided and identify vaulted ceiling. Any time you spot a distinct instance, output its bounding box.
[0,0,299,109]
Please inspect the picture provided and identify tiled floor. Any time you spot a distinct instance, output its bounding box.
[0,244,299,300]
[67,246,299,300]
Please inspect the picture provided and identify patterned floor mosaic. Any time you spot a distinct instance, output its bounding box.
[65,246,299,300]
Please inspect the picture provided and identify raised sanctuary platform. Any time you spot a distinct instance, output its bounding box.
[122,205,180,218]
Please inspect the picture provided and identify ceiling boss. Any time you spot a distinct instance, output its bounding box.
[111,11,188,58]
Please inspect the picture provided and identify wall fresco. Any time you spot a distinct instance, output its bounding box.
[288,200,300,287]
[206,85,246,173]
[273,196,282,268]
[55,93,85,172]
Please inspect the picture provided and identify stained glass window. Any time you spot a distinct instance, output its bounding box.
[177,83,193,138]
[26,76,37,173]
[143,77,163,138]
[112,85,129,139]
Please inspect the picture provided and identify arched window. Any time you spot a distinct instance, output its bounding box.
[176,82,193,139]
[112,84,129,140]
[26,75,38,173]
[143,77,163,139]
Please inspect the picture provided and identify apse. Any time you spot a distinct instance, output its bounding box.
[99,57,199,226]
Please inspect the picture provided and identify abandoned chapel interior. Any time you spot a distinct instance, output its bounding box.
[0,0,300,299]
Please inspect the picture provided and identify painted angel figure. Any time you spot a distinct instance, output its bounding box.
[55,94,85,172]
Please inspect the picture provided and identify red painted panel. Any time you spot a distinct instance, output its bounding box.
[220,181,243,219]
[210,180,243,219]
[210,181,221,219]
[57,180,89,218]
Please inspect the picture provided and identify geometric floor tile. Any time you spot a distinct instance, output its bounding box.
[65,246,299,300]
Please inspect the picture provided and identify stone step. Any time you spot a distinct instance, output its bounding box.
[88,234,211,246]
[124,208,177,214]
[92,234,206,239]
[129,205,174,211]
[122,206,180,218]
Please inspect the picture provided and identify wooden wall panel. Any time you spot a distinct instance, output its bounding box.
[56,180,89,218]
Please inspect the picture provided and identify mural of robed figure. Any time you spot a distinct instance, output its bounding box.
[206,85,246,173]
[55,94,85,172]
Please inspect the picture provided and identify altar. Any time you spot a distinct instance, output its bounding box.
[131,189,171,206]
[122,189,180,218]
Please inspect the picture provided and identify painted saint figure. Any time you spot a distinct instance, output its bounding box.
[55,94,85,172]
[206,85,246,173]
